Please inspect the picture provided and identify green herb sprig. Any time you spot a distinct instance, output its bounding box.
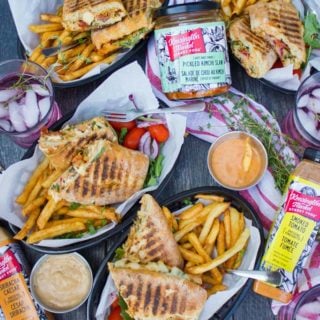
[218,95,298,194]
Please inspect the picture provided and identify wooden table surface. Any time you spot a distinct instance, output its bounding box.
[0,1,297,319]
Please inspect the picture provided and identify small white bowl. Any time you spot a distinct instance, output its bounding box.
[207,131,268,191]
[30,253,93,314]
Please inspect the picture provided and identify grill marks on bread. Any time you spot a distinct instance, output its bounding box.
[123,194,184,269]
[109,266,207,320]
[66,0,108,13]
[49,140,149,205]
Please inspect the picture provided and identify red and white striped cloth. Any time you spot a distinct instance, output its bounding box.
[146,30,320,313]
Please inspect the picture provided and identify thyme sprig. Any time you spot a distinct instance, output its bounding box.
[217,95,299,194]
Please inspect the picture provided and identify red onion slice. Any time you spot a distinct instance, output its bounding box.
[137,119,166,128]
[0,89,20,103]
[8,101,27,132]
[297,93,309,108]
[0,119,12,132]
[0,103,9,118]
[312,88,320,99]
[296,300,320,319]
[38,97,51,120]
[307,96,320,114]
[150,139,159,160]
[31,84,50,97]
[139,131,151,151]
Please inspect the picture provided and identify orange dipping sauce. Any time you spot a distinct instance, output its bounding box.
[208,132,267,190]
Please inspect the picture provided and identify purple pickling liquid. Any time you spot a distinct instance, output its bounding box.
[0,73,61,148]
[282,84,320,149]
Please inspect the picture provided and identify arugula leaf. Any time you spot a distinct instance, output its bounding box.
[69,202,81,210]
[114,247,125,261]
[118,295,133,320]
[182,198,193,206]
[144,154,165,187]
[304,12,320,49]
[118,128,128,144]
[86,221,97,235]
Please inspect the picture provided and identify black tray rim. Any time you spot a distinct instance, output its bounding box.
[86,186,266,320]
[9,108,176,254]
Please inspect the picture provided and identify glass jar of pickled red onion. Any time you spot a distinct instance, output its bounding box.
[278,284,320,320]
[0,59,61,148]
[282,72,320,148]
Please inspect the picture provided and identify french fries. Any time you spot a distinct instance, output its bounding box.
[167,193,251,296]
[220,0,274,19]
[15,156,119,243]
[187,228,251,274]
[27,7,126,82]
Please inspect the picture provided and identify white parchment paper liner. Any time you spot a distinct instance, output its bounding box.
[95,216,261,320]
[8,0,134,84]
[0,62,187,247]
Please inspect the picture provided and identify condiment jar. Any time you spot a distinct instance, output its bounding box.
[282,71,320,148]
[154,2,231,100]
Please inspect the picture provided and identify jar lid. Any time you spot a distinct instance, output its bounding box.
[157,1,220,17]
[303,148,320,163]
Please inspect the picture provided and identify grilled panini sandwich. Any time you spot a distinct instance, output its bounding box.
[62,0,127,31]
[91,0,162,51]
[48,139,149,205]
[39,117,118,170]
[123,194,184,268]
[109,260,207,320]
[229,16,278,78]
[249,0,306,69]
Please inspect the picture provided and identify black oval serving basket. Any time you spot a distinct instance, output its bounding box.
[86,186,266,320]
[9,109,175,254]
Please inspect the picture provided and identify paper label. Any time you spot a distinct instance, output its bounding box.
[0,242,48,320]
[155,22,231,93]
[260,175,320,292]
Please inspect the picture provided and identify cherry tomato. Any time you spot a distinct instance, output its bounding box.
[148,124,169,143]
[111,297,119,309]
[272,60,283,69]
[109,306,122,320]
[293,69,302,79]
[109,120,137,131]
[123,127,146,149]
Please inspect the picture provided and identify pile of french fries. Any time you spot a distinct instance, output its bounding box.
[27,8,117,81]
[162,194,250,296]
[15,158,119,244]
[220,0,274,19]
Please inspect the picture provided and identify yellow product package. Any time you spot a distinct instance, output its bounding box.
[254,148,320,303]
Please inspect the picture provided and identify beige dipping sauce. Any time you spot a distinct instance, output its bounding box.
[32,254,92,311]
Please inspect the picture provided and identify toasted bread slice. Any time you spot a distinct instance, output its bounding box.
[48,140,149,205]
[62,0,127,31]
[249,0,306,69]
[109,261,207,320]
[229,16,278,78]
[91,0,161,49]
[39,117,118,170]
[123,194,184,268]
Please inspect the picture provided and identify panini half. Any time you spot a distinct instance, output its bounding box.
[39,117,118,170]
[62,0,127,31]
[91,0,162,51]
[109,260,207,320]
[123,194,184,268]
[249,0,306,69]
[48,140,149,205]
[229,16,278,78]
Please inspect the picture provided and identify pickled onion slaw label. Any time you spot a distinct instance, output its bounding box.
[260,177,320,293]
[155,22,231,93]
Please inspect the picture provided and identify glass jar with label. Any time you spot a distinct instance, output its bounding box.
[154,2,231,100]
